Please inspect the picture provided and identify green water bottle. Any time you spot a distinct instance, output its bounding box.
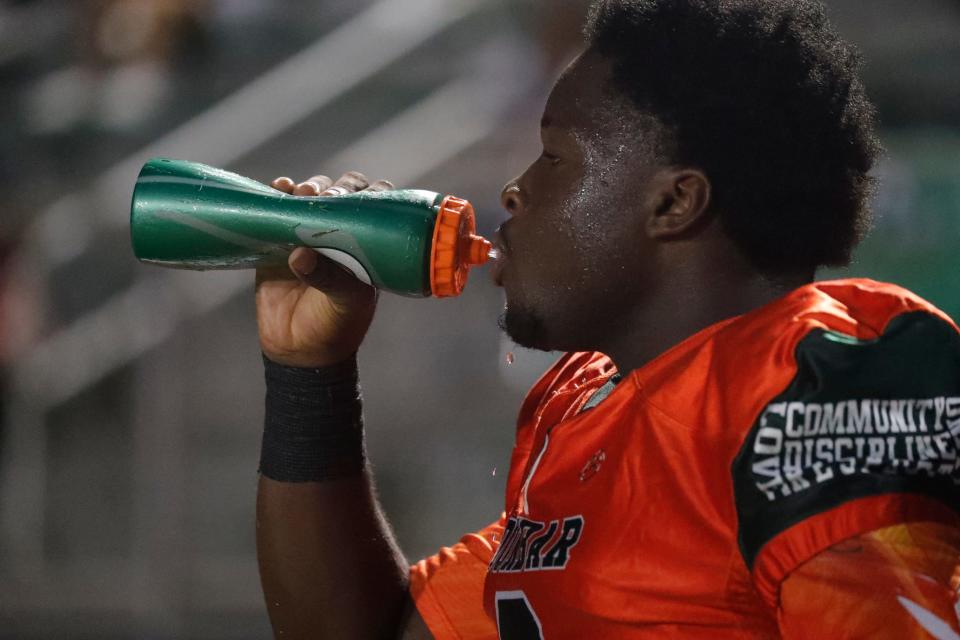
[130,158,493,297]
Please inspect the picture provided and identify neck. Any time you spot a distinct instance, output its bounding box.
[601,241,812,375]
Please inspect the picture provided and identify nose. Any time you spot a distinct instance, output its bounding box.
[500,180,522,216]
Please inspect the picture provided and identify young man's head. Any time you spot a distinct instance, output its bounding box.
[495,0,881,353]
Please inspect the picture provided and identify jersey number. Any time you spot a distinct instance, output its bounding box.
[495,591,544,640]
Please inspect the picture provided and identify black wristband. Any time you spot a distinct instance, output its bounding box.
[259,354,365,482]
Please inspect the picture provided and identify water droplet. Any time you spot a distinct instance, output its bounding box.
[491,467,497,477]
[505,351,515,365]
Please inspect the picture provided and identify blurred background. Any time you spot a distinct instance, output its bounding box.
[0,0,957,637]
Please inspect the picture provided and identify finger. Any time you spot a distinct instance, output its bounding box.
[293,180,323,196]
[306,174,333,192]
[255,263,298,286]
[271,177,296,193]
[319,185,350,196]
[289,247,371,296]
[366,179,395,193]
[289,247,319,278]
[330,171,369,193]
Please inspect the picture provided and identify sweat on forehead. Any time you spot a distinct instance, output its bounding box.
[542,51,611,130]
[544,50,674,161]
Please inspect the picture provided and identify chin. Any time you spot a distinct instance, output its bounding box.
[498,306,552,352]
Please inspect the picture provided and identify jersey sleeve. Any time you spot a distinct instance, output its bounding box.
[409,518,504,640]
[777,522,960,638]
[732,310,960,607]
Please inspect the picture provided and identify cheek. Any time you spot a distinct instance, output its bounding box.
[561,160,652,289]
[525,169,599,255]
[551,194,625,289]
[511,177,584,279]
[511,161,643,299]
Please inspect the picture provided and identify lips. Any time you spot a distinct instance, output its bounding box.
[491,228,509,287]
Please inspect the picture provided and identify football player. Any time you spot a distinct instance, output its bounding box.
[253,1,960,637]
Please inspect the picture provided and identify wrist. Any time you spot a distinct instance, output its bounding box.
[260,348,360,369]
[259,353,365,482]
[262,352,359,384]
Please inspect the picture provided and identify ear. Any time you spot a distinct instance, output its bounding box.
[644,169,712,239]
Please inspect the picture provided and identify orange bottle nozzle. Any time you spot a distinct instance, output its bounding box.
[430,195,491,297]
[466,234,492,266]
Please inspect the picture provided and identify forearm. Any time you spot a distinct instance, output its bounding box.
[256,471,408,639]
[255,355,409,639]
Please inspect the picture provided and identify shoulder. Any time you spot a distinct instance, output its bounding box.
[724,278,960,462]
[727,280,960,602]
[718,278,956,358]
[638,279,958,422]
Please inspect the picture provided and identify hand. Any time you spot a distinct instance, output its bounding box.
[255,171,395,368]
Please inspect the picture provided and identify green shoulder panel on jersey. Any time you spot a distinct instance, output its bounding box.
[732,310,960,569]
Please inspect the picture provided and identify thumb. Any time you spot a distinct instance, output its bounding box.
[288,248,373,298]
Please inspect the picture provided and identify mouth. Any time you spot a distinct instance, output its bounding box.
[490,227,509,287]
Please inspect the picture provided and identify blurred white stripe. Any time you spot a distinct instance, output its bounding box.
[2,0,499,579]
[13,37,518,409]
[898,596,960,640]
[25,0,486,270]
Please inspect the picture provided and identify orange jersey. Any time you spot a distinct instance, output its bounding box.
[410,279,960,638]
